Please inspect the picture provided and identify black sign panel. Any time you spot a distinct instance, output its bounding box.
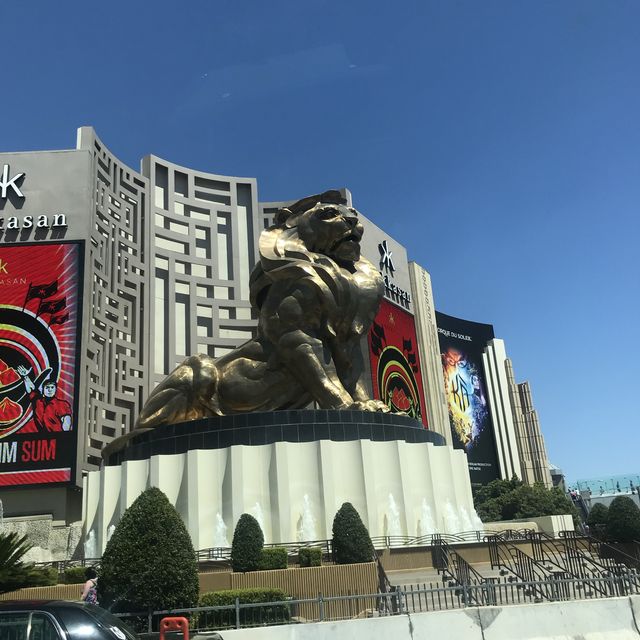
[436,311,500,486]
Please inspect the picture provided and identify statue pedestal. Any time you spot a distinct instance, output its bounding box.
[86,410,479,553]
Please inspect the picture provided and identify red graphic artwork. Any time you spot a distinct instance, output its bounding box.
[367,299,428,427]
[0,242,82,487]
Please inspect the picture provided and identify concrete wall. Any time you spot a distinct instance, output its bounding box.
[84,440,479,552]
[217,595,640,640]
[0,583,84,602]
[1,564,376,608]
[378,539,537,571]
[527,514,574,536]
[0,515,83,562]
[408,262,451,445]
[482,520,540,534]
[483,515,574,536]
[483,339,523,481]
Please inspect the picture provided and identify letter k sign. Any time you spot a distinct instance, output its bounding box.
[0,164,26,199]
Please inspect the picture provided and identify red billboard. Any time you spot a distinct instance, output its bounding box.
[0,242,83,486]
[368,299,428,426]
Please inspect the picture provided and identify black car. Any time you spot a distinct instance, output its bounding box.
[0,600,138,640]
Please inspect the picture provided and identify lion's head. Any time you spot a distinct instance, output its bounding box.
[273,190,364,265]
[250,190,381,312]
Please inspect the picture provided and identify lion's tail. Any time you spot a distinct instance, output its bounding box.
[135,354,219,429]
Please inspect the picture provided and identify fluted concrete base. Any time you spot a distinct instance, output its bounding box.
[83,438,479,554]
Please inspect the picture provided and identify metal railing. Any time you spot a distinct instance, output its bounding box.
[36,530,542,573]
[370,528,534,548]
[33,558,102,574]
[537,532,627,576]
[528,531,621,597]
[115,571,640,633]
[197,529,537,560]
[432,537,484,584]
[487,534,556,601]
[197,538,334,564]
[578,531,640,571]
[432,536,495,605]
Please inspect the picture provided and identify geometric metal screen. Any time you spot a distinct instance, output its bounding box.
[143,155,260,389]
[78,128,149,467]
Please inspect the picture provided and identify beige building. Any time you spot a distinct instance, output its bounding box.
[0,127,553,561]
[506,360,553,487]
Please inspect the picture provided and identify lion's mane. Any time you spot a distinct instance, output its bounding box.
[249,200,381,337]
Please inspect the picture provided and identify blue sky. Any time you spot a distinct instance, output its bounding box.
[1,1,638,482]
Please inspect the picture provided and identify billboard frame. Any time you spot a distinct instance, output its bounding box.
[0,239,85,490]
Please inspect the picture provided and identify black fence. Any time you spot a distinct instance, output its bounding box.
[115,571,640,634]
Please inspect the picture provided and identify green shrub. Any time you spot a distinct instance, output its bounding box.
[0,532,59,594]
[259,547,288,570]
[98,487,199,615]
[197,588,290,630]
[587,503,609,532]
[21,565,59,587]
[231,514,264,573]
[298,547,322,567]
[332,502,374,564]
[473,478,581,528]
[64,566,89,584]
[606,497,640,543]
[38,566,59,585]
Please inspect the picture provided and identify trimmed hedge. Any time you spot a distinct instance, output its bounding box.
[198,588,290,629]
[299,547,322,567]
[332,502,374,564]
[98,487,199,614]
[64,566,89,584]
[260,547,288,570]
[606,496,640,542]
[35,566,59,586]
[231,514,264,573]
[587,503,609,532]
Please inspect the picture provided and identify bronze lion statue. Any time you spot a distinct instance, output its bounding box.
[135,190,390,430]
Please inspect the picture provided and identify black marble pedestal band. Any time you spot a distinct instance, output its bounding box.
[104,409,446,466]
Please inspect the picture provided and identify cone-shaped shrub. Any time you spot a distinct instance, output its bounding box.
[606,496,640,543]
[99,487,199,613]
[332,502,374,564]
[231,514,264,572]
[587,503,609,532]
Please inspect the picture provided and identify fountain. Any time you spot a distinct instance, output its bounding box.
[84,530,97,559]
[296,494,317,542]
[386,493,402,537]
[214,512,230,547]
[444,500,461,534]
[251,502,266,535]
[418,499,437,538]
[458,506,474,531]
[471,508,484,531]
[106,525,116,542]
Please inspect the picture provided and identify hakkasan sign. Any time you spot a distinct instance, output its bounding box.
[0,164,26,199]
[0,164,69,232]
[0,242,83,486]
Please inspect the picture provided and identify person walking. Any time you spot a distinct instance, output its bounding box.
[81,567,99,605]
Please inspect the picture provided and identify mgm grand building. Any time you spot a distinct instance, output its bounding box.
[0,129,551,560]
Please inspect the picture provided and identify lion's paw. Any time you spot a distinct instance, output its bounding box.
[349,400,391,413]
